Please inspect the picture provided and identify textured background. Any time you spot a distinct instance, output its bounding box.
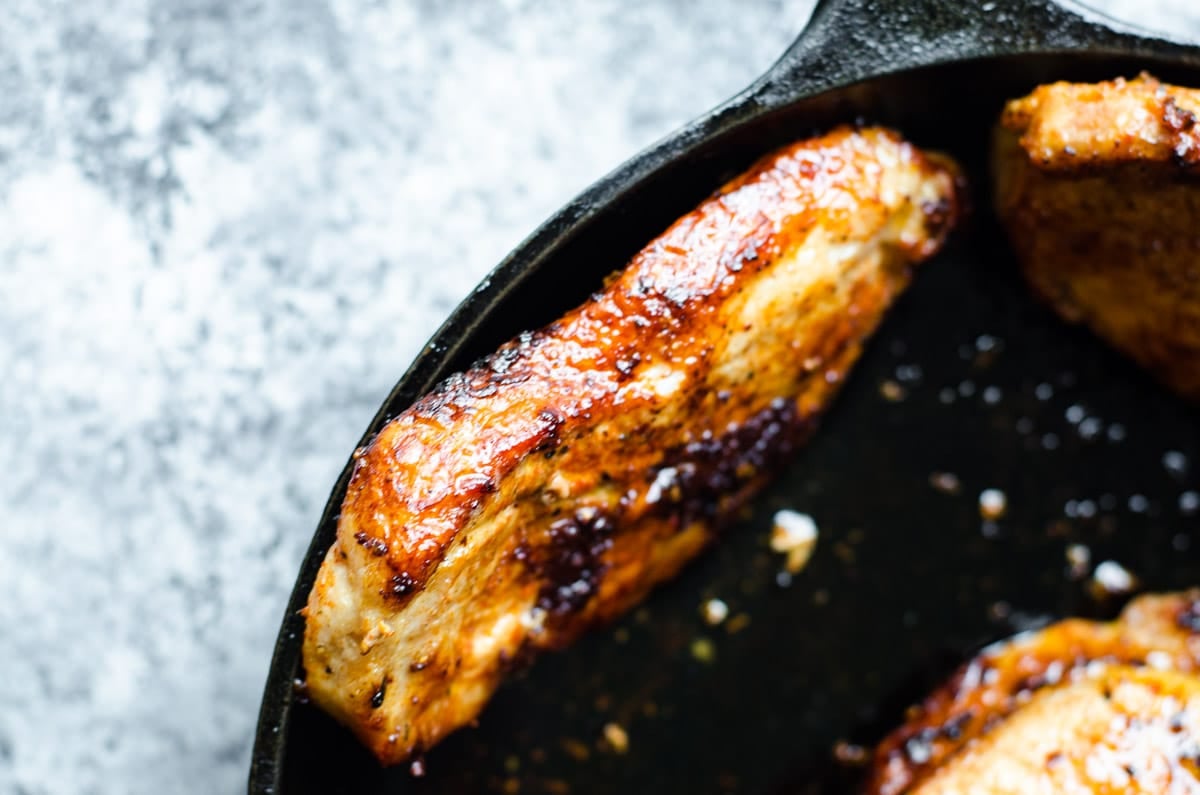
[1,1,1196,793]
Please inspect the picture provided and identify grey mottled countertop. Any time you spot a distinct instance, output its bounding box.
[1,1,1196,793]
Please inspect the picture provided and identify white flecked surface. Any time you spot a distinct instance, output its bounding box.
[0,2,1196,793]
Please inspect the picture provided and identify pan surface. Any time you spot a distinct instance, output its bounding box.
[252,1,1200,792]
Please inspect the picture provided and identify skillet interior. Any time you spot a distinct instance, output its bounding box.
[252,29,1200,795]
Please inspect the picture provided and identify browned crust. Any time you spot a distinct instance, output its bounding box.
[998,74,1200,173]
[302,126,964,763]
[994,73,1200,400]
[865,590,1200,795]
[340,132,955,599]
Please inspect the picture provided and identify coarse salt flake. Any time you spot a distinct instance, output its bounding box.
[771,509,819,573]
[979,488,1007,520]
[1092,560,1137,595]
[701,598,729,626]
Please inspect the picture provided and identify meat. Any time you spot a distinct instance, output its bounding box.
[865,590,1200,795]
[301,126,964,764]
[903,666,1200,794]
[993,74,1200,400]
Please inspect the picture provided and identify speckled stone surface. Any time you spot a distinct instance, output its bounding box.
[0,1,1195,793]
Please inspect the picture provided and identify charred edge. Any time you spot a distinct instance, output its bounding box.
[1164,97,1196,132]
[870,667,998,789]
[874,706,980,794]
[627,258,716,316]
[518,506,615,622]
[482,331,538,381]
[389,572,417,600]
[1171,137,1200,169]
[533,408,564,455]
[614,351,642,380]
[979,713,1005,735]
[938,710,974,742]
[903,728,938,765]
[920,197,955,240]
[1164,97,1200,168]
[882,707,975,777]
[643,397,812,526]
[1014,665,1070,696]
[412,331,544,419]
[1178,599,1200,632]
[354,531,389,557]
[370,676,388,709]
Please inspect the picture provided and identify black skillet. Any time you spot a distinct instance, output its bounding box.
[251,1,1200,792]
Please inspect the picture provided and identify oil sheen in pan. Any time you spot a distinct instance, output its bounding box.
[251,0,1200,792]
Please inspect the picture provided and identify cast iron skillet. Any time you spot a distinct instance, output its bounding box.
[251,1,1200,792]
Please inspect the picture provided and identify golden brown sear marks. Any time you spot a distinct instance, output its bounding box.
[302,126,964,765]
[865,591,1200,795]
[994,74,1200,400]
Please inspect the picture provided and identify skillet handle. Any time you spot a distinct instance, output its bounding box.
[750,0,1193,106]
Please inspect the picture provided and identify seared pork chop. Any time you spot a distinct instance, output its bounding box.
[994,74,1200,400]
[866,591,1200,795]
[303,127,963,764]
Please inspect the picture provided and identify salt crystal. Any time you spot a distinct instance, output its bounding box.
[979,489,1007,520]
[771,510,819,573]
[1092,560,1137,595]
[701,598,729,626]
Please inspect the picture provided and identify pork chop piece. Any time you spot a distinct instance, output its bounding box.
[866,590,1200,795]
[994,74,1200,400]
[302,126,964,764]
[910,665,1200,794]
